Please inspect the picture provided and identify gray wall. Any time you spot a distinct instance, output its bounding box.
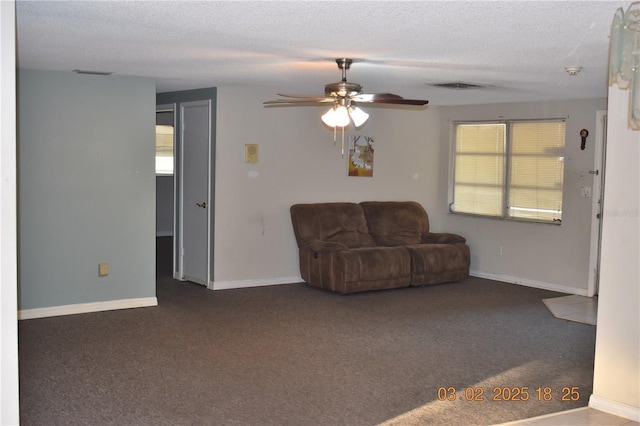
[439,99,607,293]
[18,69,156,310]
[213,87,604,295]
[156,175,174,235]
[15,69,606,309]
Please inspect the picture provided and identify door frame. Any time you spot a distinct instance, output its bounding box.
[178,99,211,286]
[156,103,179,279]
[587,110,607,297]
[156,88,217,288]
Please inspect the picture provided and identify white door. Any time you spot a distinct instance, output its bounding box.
[587,111,607,296]
[179,100,210,285]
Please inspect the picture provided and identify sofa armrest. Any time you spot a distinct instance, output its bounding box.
[301,240,349,254]
[421,232,466,244]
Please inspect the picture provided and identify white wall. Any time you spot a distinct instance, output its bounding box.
[213,87,443,286]
[590,86,640,421]
[213,88,604,295]
[0,1,19,423]
[438,99,607,294]
[18,69,157,315]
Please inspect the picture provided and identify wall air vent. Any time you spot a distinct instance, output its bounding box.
[431,82,484,90]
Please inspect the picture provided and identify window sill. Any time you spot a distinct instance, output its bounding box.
[448,211,561,226]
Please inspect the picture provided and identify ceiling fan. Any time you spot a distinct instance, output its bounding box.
[263,58,429,129]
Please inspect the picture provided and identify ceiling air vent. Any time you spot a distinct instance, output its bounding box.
[431,82,484,90]
[72,69,113,76]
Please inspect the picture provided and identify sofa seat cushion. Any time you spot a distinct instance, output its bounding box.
[405,243,470,286]
[338,246,411,281]
[334,246,411,293]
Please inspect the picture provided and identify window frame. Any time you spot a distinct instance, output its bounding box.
[448,118,566,225]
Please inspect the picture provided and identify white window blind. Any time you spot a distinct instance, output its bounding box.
[508,121,565,222]
[155,125,174,175]
[451,120,566,224]
[453,123,505,217]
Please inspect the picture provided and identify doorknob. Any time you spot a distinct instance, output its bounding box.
[196,202,207,208]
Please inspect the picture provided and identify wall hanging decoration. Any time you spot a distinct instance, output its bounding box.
[348,136,375,177]
[609,2,640,130]
[580,129,589,150]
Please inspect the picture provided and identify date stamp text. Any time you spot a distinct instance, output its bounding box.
[436,386,581,402]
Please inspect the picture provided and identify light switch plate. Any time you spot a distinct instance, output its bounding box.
[245,144,259,163]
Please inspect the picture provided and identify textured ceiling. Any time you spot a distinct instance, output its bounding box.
[15,1,628,105]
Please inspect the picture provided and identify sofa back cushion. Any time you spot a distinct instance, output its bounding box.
[290,203,376,248]
[360,201,429,246]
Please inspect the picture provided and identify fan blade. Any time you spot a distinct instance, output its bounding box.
[276,93,330,99]
[263,98,335,105]
[353,93,403,102]
[370,98,429,106]
[353,93,428,105]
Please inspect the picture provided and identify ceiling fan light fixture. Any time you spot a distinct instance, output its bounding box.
[349,106,369,127]
[265,58,427,135]
[321,108,336,127]
[322,105,350,127]
[333,105,350,127]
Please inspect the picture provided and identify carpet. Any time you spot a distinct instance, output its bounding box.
[18,238,596,425]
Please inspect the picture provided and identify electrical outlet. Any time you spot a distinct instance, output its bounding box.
[499,246,503,256]
[99,263,109,277]
[245,144,259,163]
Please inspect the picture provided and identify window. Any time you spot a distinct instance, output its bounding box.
[451,120,566,224]
[155,125,174,175]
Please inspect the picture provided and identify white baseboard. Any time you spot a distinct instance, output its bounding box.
[589,394,640,422]
[209,271,587,295]
[18,297,158,320]
[470,270,588,296]
[497,407,590,425]
[156,231,173,237]
[209,276,302,291]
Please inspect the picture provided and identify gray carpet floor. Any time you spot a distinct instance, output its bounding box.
[18,237,596,425]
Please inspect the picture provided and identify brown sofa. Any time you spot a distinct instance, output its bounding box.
[290,201,470,294]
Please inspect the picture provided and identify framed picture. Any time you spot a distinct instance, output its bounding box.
[348,136,374,177]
